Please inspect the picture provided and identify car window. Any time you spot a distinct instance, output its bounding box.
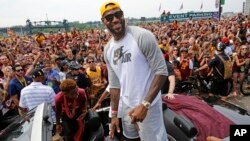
[0,110,35,141]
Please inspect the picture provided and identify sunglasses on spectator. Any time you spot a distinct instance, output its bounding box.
[16,69,23,72]
[104,11,123,22]
[88,61,94,63]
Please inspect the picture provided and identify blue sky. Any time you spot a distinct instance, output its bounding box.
[0,0,245,27]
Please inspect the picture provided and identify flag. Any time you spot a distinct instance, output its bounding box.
[159,3,161,12]
[215,0,219,8]
[220,0,225,5]
[179,3,183,10]
[200,2,203,10]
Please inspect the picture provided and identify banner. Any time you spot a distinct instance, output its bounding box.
[161,12,220,22]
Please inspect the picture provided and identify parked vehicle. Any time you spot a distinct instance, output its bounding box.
[97,95,250,141]
[0,103,53,141]
[0,103,105,141]
[1,95,250,141]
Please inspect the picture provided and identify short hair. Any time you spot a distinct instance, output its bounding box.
[60,79,77,92]
[86,56,95,63]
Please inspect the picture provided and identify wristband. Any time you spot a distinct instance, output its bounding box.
[111,110,118,114]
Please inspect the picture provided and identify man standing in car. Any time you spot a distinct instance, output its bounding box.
[101,1,168,141]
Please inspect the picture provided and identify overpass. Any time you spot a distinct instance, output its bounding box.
[0,19,70,36]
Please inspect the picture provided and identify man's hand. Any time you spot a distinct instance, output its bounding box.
[128,104,148,123]
[165,93,175,99]
[92,102,101,111]
[206,136,222,141]
[109,116,120,139]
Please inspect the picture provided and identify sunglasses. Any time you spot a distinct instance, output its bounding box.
[104,11,123,22]
[88,61,94,63]
[16,69,23,72]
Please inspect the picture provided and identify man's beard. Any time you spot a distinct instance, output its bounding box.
[107,19,125,37]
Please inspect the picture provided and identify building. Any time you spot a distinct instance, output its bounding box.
[244,0,250,15]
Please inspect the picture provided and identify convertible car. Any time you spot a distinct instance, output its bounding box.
[97,95,250,141]
[0,103,53,141]
[1,95,250,141]
[0,103,105,141]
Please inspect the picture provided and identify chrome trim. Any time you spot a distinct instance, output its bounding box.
[31,103,45,141]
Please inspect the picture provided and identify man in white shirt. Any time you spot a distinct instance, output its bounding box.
[100,1,168,141]
[19,69,56,121]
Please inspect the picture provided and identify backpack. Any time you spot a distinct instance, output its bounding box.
[215,55,233,80]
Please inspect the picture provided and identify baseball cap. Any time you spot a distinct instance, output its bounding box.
[60,60,70,66]
[100,1,121,17]
[69,62,82,70]
[221,37,229,44]
[31,69,44,78]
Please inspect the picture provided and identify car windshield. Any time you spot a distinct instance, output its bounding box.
[0,109,36,141]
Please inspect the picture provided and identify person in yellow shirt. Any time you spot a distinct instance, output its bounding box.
[86,57,107,106]
[35,32,46,47]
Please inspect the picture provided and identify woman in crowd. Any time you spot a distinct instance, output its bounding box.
[232,45,249,96]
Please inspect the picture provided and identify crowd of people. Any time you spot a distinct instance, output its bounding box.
[0,1,250,140]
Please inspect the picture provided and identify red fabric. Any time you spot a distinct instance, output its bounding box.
[164,53,169,61]
[179,59,191,81]
[55,88,87,141]
[74,118,84,141]
[162,95,234,141]
[232,53,247,71]
[55,88,87,115]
